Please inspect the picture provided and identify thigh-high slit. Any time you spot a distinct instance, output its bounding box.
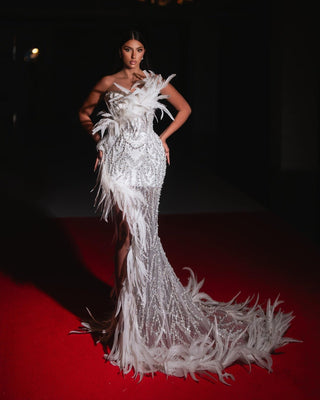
[113,204,132,299]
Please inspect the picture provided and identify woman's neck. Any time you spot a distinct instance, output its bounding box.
[121,67,144,80]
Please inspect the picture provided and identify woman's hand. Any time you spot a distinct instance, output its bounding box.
[94,150,103,172]
[161,138,170,165]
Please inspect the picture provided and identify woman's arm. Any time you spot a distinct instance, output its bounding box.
[159,83,192,165]
[79,76,113,143]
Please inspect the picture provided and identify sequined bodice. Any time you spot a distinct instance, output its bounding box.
[92,71,175,188]
[105,90,155,146]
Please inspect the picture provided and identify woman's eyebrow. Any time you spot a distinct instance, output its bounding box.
[123,46,144,49]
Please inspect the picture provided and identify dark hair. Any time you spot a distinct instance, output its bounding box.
[112,29,152,72]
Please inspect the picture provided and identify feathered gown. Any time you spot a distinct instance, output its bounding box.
[71,70,297,383]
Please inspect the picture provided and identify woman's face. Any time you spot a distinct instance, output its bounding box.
[120,39,145,69]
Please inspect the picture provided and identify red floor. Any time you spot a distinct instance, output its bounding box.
[0,212,319,399]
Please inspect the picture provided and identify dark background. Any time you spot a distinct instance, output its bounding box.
[1,0,319,245]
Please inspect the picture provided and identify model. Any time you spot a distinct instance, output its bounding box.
[70,29,297,383]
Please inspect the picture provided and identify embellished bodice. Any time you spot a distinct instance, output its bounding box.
[92,70,176,188]
[92,70,175,142]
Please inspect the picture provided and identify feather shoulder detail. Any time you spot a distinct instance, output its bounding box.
[131,70,176,121]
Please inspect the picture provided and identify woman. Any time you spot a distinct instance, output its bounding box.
[71,30,297,383]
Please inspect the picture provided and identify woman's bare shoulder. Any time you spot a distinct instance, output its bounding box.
[95,74,117,91]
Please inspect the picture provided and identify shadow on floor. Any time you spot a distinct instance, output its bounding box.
[0,190,115,322]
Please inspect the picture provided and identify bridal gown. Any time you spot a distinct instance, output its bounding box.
[71,70,297,383]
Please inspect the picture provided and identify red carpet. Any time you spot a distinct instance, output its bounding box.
[0,212,319,399]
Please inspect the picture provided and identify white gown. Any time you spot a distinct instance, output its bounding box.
[70,70,297,383]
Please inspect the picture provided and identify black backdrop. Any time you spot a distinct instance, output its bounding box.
[1,0,319,244]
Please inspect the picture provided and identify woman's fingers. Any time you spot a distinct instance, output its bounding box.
[162,141,170,166]
[94,157,100,172]
[93,150,104,171]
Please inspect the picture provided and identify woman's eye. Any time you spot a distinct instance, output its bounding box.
[138,49,143,52]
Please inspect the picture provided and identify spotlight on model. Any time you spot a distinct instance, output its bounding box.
[24,47,40,62]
